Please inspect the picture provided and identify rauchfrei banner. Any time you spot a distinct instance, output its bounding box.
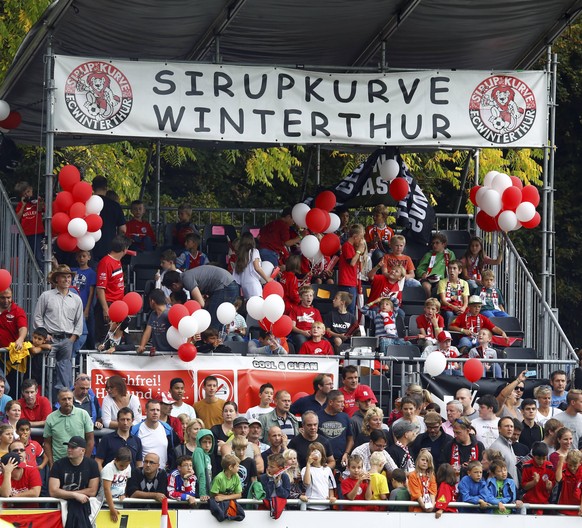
[53,56,548,147]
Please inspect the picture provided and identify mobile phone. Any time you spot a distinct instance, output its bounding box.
[524,370,537,378]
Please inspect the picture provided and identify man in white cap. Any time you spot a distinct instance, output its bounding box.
[422,330,461,375]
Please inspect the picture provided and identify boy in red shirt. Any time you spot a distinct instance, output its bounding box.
[290,286,322,351]
[14,181,44,268]
[338,224,366,315]
[299,322,333,356]
[521,441,555,515]
[125,200,156,252]
[416,298,444,350]
[280,255,301,315]
[341,454,372,510]
[555,449,582,516]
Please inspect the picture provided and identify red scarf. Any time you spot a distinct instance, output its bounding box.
[450,442,479,468]
[444,281,464,308]
[468,255,481,281]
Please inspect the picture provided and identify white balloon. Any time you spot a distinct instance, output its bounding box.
[0,127,9,134]
[424,352,447,377]
[90,229,102,242]
[77,234,96,251]
[178,315,199,338]
[85,195,104,214]
[264,294,285,323]
[480,189,502,217]
[379,159,400,182]
[217,302,236,325]
[192,309,211,333]
[492,173,512,194]
[67,217,88,238]
[261,260,274,277]
[311,251,325,265]
[246,296,265,320]
[0,100,10,121]
[475,186,489,207]
[483,170,500,188]
[292,203,310,228]
[512,220,523,231]
[516,201,536,222]
[167,326,187,350]
[497,210,518,232]
[300,235,320,259]
[324,213,341,234]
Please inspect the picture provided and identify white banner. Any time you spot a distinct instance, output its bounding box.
[86,353,339,413]
[54,56,548,147]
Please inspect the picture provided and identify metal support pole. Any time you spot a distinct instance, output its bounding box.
[540,47,552,307]
[380,41,387,72]
[44,37,56,279]
[473,149,480,234]
[316,145,321,187]
[547,52,558,307]
[155,139,161,238]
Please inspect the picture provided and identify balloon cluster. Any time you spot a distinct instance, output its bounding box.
[424,352,483,383]
[166,300,208,361]
[108,292,143,323]
[247,281,293,338]
[0,100,22,133]
[52,165,105,252]
[378,157,409,201]
[470,171,541,232]
[0,269,12,291]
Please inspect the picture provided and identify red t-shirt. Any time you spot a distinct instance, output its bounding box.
[340,384,377,417]
[0,303,28,348]
[126,219,156,246]
[16,200,44,236]
[368,275,401,304]
[415,313,445,338]
[558,464,582,515]
[341,476,369,510]
[96,254,125,302]
[0,465,42,496]
[382,253,415,274]
[23,440,44,467]
[291,304,323,332]
[299,339,333,356]
[451,313,495,332]
[259,219,291,253]
[365,225,394,247]
[18,396,52,423]
[522,460,555,506]
[280,271,300,315]
[338,241,358,287]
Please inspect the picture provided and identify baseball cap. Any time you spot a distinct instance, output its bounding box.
[248,418,262,427]
[391,420,417,438]
[160,393,176,405]
[468,295,483,305]
[437,330,452,343]
[354,384,378,403]
[1,451,25,468]
[233,416,249,427]
[63,436,87,449]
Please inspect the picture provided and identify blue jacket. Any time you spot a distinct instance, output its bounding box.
[458,476,496,512]
[485,477,517,513]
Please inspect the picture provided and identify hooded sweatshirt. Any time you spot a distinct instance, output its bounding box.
[192,428,215,497]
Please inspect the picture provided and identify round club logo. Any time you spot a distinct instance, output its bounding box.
[469,75,536,144]
[198,373,234,401]
[64,60,133,130]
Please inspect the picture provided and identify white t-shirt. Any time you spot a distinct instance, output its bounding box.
[245,405,273,421]
[137,422,169,468]
[171,402,196,420]
[101,460,132,498]
[232,248,263,298]
[471,417,499,448]
[301,465,335,510]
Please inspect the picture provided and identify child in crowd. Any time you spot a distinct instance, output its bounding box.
[248,329,287,355]
[361,297,409,352]
[388,468,410,511]
[232,435,258,498]
[14,180,44,268]
[137,289,172,353]
[290,285,323,350]
[341,454,372,511]
[367,265,405,313]
[434,463,458,518]
[167,203,197,249]
[416,233,456,298]
[283,449,307,502]
[408,449,437,512]
[193,429,215,501]
[299,322,334,356]
[338,223,366,314]
[224,297,247,342]
[485,458,518,515]
[101,447,132,523]
[521,442,555,515]
[280,254,301,315]
[458,460,493,513]
[259,453,291,499]
[71,249,96,344]
[460,236,503,294]
[29,327,51,384]
[368,451,389,508]
[155,249,180,303]
[97,318,132,353]
[168,455,197,505]
[233,232,273,299]
[469,328,502,378]
[381,234,421,287]
[301,442,336,510]
[416,298,444,350]
[176,233,208,271]
[0,425,14,456]
[210,453,242,502]
[365,204,394,256]
[246,384,275,421]
[325,291,357,353]
[479,270,509,318]
[437,260,469,328]
[16,419,47,469]
[422,331,461,376]
[125,200,156,252]
[555,449,582,516]
[196,328,232,354]
[170,290,188,305]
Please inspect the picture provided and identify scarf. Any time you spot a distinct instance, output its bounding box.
[468,255,481,281]
[450,441,479,468]
[444,281,464,308]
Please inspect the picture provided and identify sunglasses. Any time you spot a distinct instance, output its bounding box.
[515,386,525,391]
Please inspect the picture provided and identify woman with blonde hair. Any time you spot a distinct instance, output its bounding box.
[354,407,385,447]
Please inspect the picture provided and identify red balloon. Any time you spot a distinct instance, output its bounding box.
[464,358,483,383]
[475,210,498,232]
[72,181,93,203]
[521,185,540,207]
[319,233,341,256]
[51,212,70,235]
[263,281,284,298]
[522,211,541,229]
[109,300,129,323]
[178,343,197,362]
[390,178,409,201]
[272,315,293,338]
[0,269,12,291]
[510,176,523,189]
[54,191,74,213]
[0,111,22,130]
[184,300,201,314]
[259,318,271,331]
[501,186,522,211]
[292,391,309,403]
[85,214,103,232]
[469,185,481,206]
[169,304,189,328]
[52,199,61,214]
[56,232,78,252]
[123,291,143,315]
[69,202,86,219]
[58,165,81,192]
[305,208,330,233]
[314,191,337,212]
